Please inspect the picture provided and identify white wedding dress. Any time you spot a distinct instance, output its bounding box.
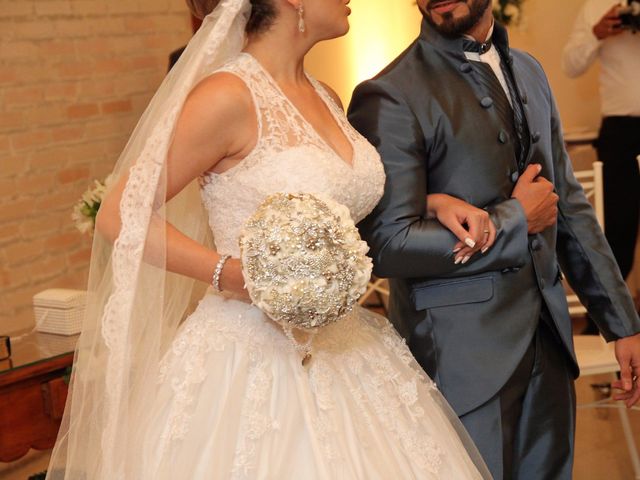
[137,53,488,479]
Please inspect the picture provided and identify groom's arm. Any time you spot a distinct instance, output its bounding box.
[548,93,640,340]
[348,79,529,279]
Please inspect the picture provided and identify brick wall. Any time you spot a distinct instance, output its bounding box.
[0,0,192,333]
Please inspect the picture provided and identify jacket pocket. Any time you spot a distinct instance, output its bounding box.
[411,275,494,311]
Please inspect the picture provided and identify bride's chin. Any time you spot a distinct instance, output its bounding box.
[329,23,350,39]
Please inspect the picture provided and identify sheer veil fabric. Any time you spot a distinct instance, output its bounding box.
[46,1,251,478]
[46,1,492,478]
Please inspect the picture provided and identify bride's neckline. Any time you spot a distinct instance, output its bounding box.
[240,52,355,168]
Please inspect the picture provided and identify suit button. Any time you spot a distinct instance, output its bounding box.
[521,93,528,104]
[460,63,472,73]
[532,132,541,143]
[511,171,519,183]
[498,130,509,144]
[508,54,514,65]
[539,279,546,290]
[480,97,493,108]
[530,238,541,251]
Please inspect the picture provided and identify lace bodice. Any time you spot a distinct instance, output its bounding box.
[199,53,385,257]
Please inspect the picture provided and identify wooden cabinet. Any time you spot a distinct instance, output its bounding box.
[0,332,76,462]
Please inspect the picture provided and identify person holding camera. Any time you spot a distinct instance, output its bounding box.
[563,1,640,287]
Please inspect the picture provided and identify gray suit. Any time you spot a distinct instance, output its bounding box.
[349,20,640,479]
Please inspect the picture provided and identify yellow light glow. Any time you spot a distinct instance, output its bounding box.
[347,0,422,85]
[307,1,422,106]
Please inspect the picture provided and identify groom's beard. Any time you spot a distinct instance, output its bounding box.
[421,0,491,38]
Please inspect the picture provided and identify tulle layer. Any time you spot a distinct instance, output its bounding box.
[134,294,489,479]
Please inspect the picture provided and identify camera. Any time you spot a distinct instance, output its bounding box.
[618,0,640,32]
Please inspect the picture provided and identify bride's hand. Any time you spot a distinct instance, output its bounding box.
[219,258,251,302]
[426,193,497,264]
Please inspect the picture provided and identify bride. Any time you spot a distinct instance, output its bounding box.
[46,0,492,478]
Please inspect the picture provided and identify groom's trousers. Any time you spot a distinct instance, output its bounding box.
[459,307,576,480]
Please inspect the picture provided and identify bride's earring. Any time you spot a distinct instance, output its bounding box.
[297,3,305,33]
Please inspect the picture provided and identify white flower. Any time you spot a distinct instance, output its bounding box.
[71,174,114,235]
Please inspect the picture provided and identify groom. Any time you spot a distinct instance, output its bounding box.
[349,0,640,478]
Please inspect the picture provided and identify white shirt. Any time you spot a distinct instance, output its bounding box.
[464,24,512,106]
[562,0,640,117]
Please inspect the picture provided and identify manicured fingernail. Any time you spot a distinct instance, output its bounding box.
[464,238,476,248]
[481,246,489,254]
[453,247,462,253]
[461,255,471,264]
[454,256,463,264]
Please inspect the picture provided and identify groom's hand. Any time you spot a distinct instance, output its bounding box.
[612,333,640,407]
[511,164,559,234]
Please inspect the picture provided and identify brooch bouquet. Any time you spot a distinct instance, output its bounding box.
[239,193,372,360]
[71,174,114,235]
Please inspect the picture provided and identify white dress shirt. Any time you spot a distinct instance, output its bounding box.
[464,23,513,106]
[562,0,640,117]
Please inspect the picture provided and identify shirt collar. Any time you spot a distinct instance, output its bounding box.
[418,17,511,58]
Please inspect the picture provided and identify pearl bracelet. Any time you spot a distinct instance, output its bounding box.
[212,254,231,292]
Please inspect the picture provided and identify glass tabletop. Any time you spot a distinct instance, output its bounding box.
[0,330,78,375]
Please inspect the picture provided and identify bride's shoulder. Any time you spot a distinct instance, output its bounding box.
[189,71,253,108]
[174,72,257,159]
[184,71,254,123]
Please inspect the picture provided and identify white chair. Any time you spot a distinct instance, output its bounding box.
[572,156,640,476]
[575,335,640,478]
[567,161,604,316]
[358,276,389,313]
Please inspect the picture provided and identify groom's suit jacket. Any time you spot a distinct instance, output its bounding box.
[349,20,640,416]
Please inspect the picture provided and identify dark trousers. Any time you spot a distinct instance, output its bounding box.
[596,116,640,280]
[459,314,576,479]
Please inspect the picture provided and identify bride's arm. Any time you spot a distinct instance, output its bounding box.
[95,73,257,296]
[426,193,497,263]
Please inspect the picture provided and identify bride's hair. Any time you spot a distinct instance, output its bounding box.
[185,0,276,34]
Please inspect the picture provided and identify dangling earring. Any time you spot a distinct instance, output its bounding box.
[297,3,306,33]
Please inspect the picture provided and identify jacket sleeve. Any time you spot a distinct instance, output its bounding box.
[549,89,640,340]
[561,1,602,78]
[348,79,530,279]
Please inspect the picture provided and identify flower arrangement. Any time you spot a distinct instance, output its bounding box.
[239,193,372,331]
[493,0,525,26]
[71,175,113,235]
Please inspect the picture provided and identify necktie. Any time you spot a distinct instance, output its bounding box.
[496,54,530,170]
[471,62,514,130]
[467,47,530,171]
